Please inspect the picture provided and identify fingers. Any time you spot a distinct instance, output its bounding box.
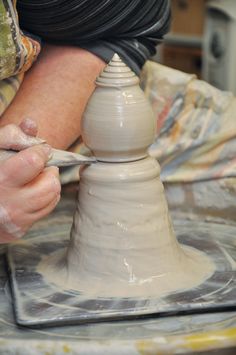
[0,192,60,244]
[22,166,61,212]
[0,166,61,243]
[27,166,61,228]
[0,144,52,187]
[31,194,61,221]
[0,123,45,150]
[19,118,38,137]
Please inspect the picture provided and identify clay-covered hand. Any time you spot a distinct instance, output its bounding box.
[0,119,61,243]
[0,118,46,150]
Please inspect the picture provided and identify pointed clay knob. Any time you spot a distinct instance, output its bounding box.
[81,54,156,162]
[96,54,140,87]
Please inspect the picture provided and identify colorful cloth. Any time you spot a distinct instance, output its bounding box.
[141,62,236,183]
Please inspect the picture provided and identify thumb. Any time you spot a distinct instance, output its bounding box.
[0,124,45,150]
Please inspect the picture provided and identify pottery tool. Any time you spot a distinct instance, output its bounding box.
[0,147,97,166]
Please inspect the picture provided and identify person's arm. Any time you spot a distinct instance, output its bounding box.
[0,45,105,149]
[0,120,61,243]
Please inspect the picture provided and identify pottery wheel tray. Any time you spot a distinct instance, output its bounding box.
[7,219,236,328]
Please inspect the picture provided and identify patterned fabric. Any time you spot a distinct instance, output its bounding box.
[0,74,24,116]
[143,62,236,183]
[0,0,40,115]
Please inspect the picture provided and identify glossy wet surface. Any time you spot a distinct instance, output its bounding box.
[1,194,236,354]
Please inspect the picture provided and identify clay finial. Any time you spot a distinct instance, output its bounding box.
[81,53,155,162]
[96,54,139,87]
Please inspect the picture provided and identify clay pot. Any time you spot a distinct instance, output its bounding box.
[81,54,156,162]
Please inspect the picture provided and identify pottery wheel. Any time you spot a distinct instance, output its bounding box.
[7,216,236,327]
[7,55,236,327]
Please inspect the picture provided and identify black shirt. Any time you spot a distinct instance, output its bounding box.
[17,0,171,74]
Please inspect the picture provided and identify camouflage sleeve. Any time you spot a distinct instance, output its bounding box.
[0,0,41,116]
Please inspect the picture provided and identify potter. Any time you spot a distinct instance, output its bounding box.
[39,55,214,298]
[0,147,96,166]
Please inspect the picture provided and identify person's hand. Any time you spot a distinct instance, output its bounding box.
[0,119,45,150]
[0,119,61,243]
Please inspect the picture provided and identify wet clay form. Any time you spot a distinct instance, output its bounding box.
[39,54,213,298]
[8,55,236,327]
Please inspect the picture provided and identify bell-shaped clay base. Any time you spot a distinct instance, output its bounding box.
[39,157,214,298]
